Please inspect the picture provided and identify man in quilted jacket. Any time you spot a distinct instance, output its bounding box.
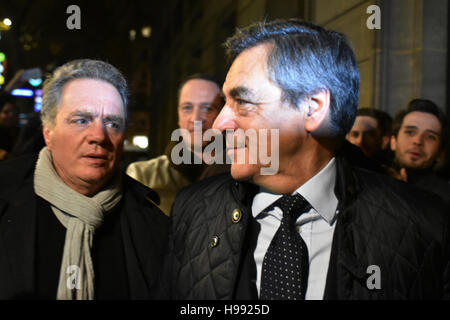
[164,19,450,300]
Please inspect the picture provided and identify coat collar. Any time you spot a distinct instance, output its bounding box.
[229,154,360,211]
[324,155,370,299]
[333,153,359,210]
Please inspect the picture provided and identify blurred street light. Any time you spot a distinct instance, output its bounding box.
[0,18,12,31]
[141,26,151,38]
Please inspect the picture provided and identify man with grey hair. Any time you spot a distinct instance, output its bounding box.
[165,19,450,300]
[0,59,168,299]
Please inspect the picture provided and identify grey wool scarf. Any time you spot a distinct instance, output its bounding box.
[33,147,123,300]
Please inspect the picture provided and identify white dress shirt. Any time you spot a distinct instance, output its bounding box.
[251,158,338,300]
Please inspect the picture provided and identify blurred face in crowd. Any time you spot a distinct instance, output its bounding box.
[213,43,306,183]
[0,102,19,128]
[178,79,222,148]
[346,115,384,158]
[390,111,442,170]
[43,78,126,196]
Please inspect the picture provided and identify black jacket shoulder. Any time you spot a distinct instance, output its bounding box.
[172,172,234,213]
[0,153,37,198]
[351,166,449,239]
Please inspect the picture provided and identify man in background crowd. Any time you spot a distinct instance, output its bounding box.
[389,98,450,206]
[346,108,392,167]
[127,74,229,215]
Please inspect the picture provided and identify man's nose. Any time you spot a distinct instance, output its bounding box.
[412,133,424,146]
[213,105,236,132]
[190,106,204,122]
[88,120,107,145]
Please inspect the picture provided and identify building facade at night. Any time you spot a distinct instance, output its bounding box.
[0,0,447,160]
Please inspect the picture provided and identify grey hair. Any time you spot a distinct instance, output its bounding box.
[41,59,129,128]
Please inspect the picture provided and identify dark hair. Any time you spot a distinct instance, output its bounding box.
[392,98,448,149]
[178,73,222,92]
[357,108,392,136]
[178,73,223,98]
[177,73,224,108]
[224,19,360,137]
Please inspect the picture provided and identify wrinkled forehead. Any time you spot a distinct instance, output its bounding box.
[59,78,125,116]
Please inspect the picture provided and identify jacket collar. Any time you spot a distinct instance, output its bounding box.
[229,154,360,211]
[231,179,259,209]
[324,154,370,299]
[123,173,160,207]
[334,153,359,211]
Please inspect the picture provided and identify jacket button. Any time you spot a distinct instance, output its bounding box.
[232,209,242,223]
[210,235,219,248]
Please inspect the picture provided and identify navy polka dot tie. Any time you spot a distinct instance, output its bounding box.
[260,193,312,300]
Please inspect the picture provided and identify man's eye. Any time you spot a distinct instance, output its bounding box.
[105,121,123,131]
[73,118,89,125]
[236,99,249,105]
[201,106,215,113]
[234,99,256,116]
[426,134,437,141]
[181,105,192,112]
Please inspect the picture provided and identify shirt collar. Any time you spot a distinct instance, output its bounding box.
[251,157,338,225]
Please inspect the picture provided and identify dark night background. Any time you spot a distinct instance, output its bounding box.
[0,0,448,171]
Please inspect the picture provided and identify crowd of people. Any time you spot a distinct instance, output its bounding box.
[345,99,450,206]
[0,18,449,300]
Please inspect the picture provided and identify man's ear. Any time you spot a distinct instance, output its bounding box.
[303,90,331,133]
[390,135,397,151]
[42,126,53,151]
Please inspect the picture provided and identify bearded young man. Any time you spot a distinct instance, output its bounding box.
[389,98,450,207]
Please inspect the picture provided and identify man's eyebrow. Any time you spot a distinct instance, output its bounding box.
[228,86,255,100]
[403,125,418,130]
[425,129,441,136]
[68,111,95,118]
[104,115,125,123]
[68,111,124,123]
[403,125,440,136]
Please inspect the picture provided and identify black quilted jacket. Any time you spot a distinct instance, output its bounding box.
[165,156,450,299]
